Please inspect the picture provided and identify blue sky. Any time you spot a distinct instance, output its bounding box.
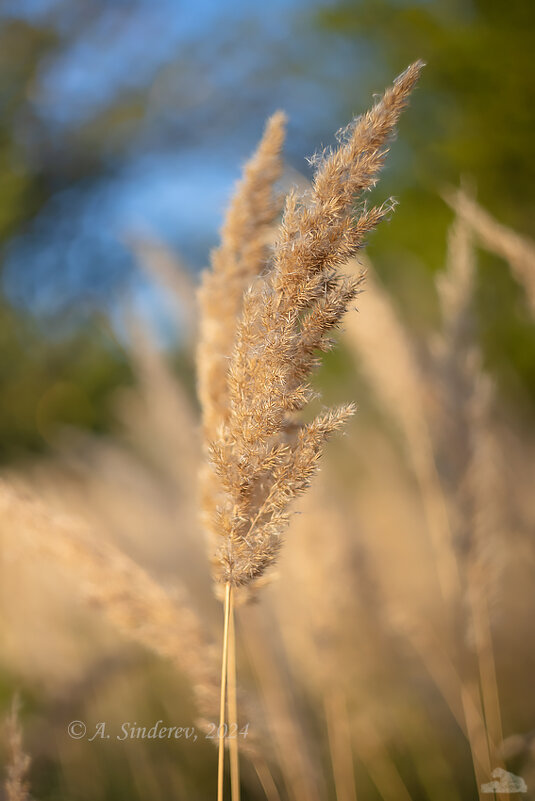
[1,0,373,339]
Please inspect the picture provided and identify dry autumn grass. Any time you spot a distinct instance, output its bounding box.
[198,61,423,799]
[2,62,535,801]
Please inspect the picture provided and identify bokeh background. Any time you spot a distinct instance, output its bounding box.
[0,1,534,800]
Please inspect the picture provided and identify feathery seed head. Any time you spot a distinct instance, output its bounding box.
[198,62,423,588]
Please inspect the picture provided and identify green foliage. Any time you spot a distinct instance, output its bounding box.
[0,20,58,238]
[0,304,132,461]
[318,0,535,229]
[0,17,138,461]
[316,0,535,400]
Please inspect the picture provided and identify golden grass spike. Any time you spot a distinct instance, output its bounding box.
[274,60,424,285]
[202,62,423,589]
[198,111,287,442]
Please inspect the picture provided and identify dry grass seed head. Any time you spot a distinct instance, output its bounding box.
[201,61,424,587]
[197,111,287,442]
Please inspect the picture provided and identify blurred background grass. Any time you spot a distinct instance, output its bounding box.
[0,2,534,800]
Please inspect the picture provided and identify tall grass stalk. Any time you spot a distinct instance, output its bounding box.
[343,260,459,603]
[445,187,535,314]
[197,63,422,797]
[344,207,510,797]
[324,690,357,801]
[217,583,232,801]
[227,594,240,801]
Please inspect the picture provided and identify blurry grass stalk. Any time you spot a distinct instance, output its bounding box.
[324,690,357,801]
[252,757,282,801]
[438,213,508,794]
[468,575,503,768]
[352,716,413,801]
[241,605,323,801]
[345,206,510,796]
[4,695,31,801]
[127,234,199,341]
[273,491,416,801]
[343,260,460,604]
[445,187,535,315]
[0,480,266,755]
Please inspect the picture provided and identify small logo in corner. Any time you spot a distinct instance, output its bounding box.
[481,767,527,794]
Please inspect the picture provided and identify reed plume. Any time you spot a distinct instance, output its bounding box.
[198,110,287,442]
[199,60,424,589]
[197,61,423,801]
